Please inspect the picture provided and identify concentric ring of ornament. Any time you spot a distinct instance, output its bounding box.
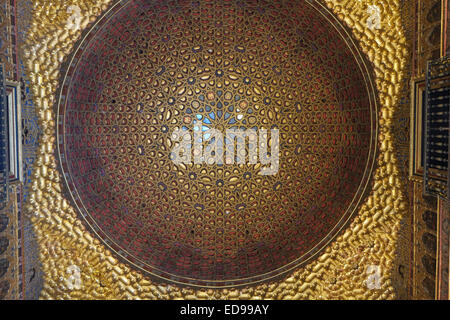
[56,0,378,287]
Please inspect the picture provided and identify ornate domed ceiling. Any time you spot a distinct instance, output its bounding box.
[56,0,377,287]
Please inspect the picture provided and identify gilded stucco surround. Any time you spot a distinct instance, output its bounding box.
[22,0,408,299]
